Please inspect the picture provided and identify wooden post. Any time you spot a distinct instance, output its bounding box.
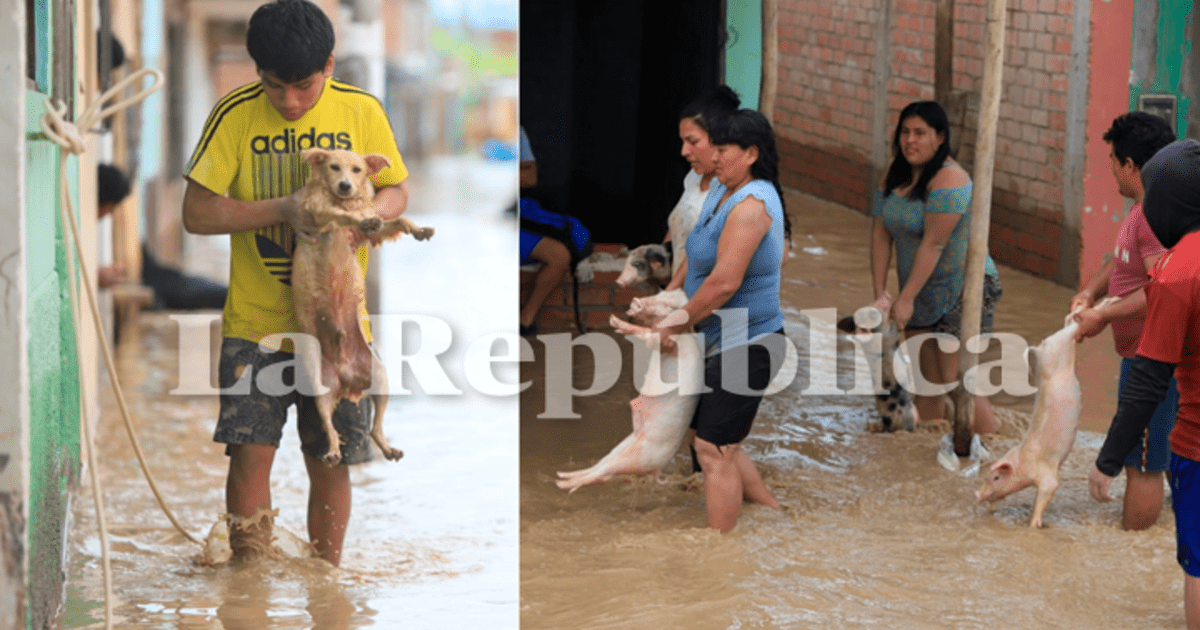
[954,0,1008,455]
[759,0,778,121]
[934,0,954,105]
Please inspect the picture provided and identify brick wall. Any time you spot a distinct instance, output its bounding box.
[520,244,658,333]
[775,0,1077,283]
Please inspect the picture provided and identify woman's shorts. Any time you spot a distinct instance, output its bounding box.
[1119,357,1179,473]
[691,329,787,447]
[927,273,1003,337]
[1171,454,1200,577]
[519,229,543,265]
[214,337,376,464]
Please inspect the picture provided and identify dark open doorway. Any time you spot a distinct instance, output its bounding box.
[519,0,724,246]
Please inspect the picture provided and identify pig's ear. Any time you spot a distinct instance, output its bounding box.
[363,153,391,176]
[301,148,329,166]
[646,247,668,270]
[990,461,1014,476]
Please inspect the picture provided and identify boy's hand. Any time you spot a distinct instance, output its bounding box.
[279,189,313,233]
[1088,464,1116,502]
[1069,289,1094,313]
[1072,308,1107,343]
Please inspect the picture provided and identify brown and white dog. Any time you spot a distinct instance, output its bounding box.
[288,147,433,465]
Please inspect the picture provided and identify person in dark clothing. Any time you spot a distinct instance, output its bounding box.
[1088,139,1200,629]
[98,163,227,310]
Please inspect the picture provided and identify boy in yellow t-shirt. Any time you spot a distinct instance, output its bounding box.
[182,0,408,567]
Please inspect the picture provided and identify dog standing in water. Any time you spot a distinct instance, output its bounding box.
[841,302,917,432]
[289,147,433,465]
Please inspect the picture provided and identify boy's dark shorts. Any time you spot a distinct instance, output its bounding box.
[214,337,375,465]
[1171,454,1200,578]
[690,329,787,448]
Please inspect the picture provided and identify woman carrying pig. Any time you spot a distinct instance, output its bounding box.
[870,100,1002,433]
[655,109,792,532]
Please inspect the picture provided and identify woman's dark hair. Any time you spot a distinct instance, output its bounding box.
[884,101,952,202]
[680,85,741,133]
[1103,111,1176,169]
[246,0,335,83]
[708,109,793,240]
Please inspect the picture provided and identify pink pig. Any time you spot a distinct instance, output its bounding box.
[556,289,700,492]
[976,297,1120,527]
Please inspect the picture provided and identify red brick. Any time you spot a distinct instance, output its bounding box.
[589,271,621,285]
[592,243,625,256]
[576,286,613,307]
[585,309,616,331]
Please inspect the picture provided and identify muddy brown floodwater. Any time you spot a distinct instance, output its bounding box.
[521,191,1182,629]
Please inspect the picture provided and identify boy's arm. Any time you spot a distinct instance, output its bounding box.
[373,180,410,220]
[182,178,299,235]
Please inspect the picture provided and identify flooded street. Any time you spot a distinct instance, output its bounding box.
[65,155,520,628]
[520,191,1182,629]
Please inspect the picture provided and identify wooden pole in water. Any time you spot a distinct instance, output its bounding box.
[954,0,1008,456]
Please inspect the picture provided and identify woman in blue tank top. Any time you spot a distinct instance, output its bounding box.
[658,109,792,532]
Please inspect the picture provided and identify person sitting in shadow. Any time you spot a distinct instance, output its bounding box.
[98,163,228,310]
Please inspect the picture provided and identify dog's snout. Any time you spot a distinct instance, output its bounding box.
[337,180,353,195]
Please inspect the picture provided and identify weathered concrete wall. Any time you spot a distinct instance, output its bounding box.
[0,0,30,625]
[774,0,1105,286]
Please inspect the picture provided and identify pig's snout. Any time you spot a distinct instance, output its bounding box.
[615,267,638,288]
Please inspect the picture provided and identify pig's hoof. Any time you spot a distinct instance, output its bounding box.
[321,450,342,466]
[381,447,404,461]
[360,216,383,234]
[413,227,434,241]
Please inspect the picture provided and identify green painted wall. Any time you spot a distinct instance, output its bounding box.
[25,38,81,630]
[1129,0,1192,136]
[726,0,761,110]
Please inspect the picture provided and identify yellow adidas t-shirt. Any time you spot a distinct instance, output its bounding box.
[184,78,407,349]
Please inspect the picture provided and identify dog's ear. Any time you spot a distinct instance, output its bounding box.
[363,154,391,176]
[301,148,330,166]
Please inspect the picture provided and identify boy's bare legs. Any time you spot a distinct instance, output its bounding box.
[1123,467,1166,531]
[1187,575,1200,630]
[304,453,352,567]
[226,443,277,560]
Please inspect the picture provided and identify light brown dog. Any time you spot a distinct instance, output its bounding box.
[289,147,433,465]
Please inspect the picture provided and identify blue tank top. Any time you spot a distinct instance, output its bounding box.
[684,179,786,355]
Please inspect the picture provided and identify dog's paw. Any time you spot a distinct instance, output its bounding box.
[359,216,383,234]
[412,227,434,241]
[380,447,404,461]
[321,450,343,467]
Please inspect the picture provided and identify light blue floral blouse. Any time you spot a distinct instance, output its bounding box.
[873,183,998,328]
